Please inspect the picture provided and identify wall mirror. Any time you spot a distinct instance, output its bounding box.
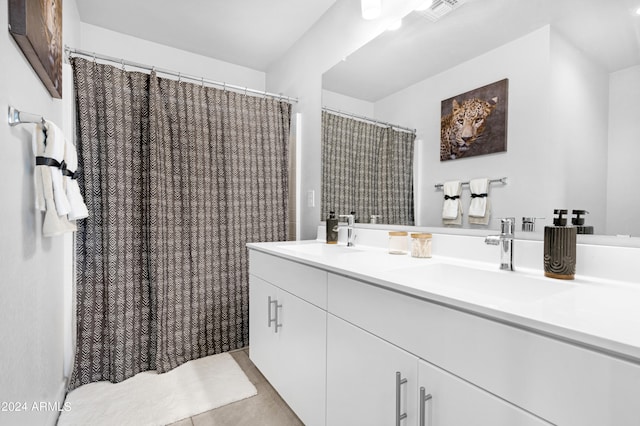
[321,0,640,241]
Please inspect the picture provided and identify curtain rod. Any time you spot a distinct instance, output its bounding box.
[322,106,416,134]
[64,46,298,104]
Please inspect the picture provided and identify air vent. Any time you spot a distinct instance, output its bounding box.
[416,0,467,22]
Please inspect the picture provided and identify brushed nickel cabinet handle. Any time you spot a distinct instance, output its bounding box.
[268,296,277,328]
[419,386,433,426]
[396,371,408,426]
[274,300,283,333]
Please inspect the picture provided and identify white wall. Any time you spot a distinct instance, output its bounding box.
[607,65,640,236]
[266,0,424,239]
[550,29,609,234]
[0,0,81,424]
[80,23,265,90]
[322,89,374,117]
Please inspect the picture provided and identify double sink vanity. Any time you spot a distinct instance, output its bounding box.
[247,228,640,426]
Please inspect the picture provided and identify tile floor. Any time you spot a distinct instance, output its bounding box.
[168,348,304,426]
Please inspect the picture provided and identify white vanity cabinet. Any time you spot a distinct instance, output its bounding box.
[248,245,640,426]
[248,251,327,426]
[326,314,419,426]
[328,272,640,426]
[326,311,550,426]
[417,359,549,426]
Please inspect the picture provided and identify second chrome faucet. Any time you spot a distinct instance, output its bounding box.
[484,217,515,271]
[339,214,356,247]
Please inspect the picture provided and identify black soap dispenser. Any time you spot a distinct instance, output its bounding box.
[543,209,577,280]
[572,210,594,234]
[326,211,338,244]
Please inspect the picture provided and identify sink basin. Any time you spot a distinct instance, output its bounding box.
[276,243,362,256]
[387,263,574,303]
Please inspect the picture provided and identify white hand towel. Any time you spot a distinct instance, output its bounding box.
[469,178,488,216]
[442,180,462,225]
[33,123,47,212]
[34,123,76,237]
[63,136,89,220]
[469,178,491,225]
[41,165,77,237]
[43,120,71,216]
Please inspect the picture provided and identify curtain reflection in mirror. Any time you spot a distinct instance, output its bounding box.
[321,111,415,225]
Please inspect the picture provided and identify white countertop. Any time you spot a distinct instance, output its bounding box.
[247,240,640,363]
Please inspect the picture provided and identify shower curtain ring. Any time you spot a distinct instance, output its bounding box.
[178,72,181,83]
[121,59,125,70]
[92,52,96,63]
[223,82,226,91]
[201,77,205,87]
[244,87,248,96]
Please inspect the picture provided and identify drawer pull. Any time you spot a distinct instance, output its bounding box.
[396,371,408,425]
[419,386,433,426]
[274,300,282,333]
[268,296,277,328]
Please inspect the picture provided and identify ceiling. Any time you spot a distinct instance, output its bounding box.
[323,0,640,102]
[76,0,338,71]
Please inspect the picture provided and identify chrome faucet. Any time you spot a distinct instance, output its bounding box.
[484,217,515,271]
[339,214,356,247]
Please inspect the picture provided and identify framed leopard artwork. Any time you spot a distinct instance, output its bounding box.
[440,79,508,161]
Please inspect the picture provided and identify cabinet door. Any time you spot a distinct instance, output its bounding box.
[276,288,327,426]
[327,314,418,426]
[248,276,280,384]
[417,359,551,426]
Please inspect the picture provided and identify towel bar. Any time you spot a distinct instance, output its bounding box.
[8,105,45,126]
[434,177,507,189]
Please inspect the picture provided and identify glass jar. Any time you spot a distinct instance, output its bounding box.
[410,233,432,258]
[388,231,408,255]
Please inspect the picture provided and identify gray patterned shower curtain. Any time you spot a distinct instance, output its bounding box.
[321,111,415,225]
[70,58,291,388]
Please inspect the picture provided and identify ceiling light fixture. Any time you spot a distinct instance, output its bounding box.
[635,6,640,15]
[361,0,382,20]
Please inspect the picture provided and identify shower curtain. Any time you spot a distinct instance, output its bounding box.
[70,58,291,388]
[321,111,415,225]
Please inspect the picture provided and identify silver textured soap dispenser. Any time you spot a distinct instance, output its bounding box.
[543,209,576,280]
